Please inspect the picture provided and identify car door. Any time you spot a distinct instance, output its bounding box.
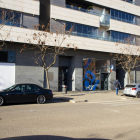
[23,84,39,102]
[4,84,26,103]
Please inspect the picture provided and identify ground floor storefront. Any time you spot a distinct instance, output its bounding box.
[0,43,137,91]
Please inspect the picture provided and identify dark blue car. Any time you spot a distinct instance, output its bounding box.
[0,84,53,106]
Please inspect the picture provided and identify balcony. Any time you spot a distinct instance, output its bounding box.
[65,4,100,16]
[0,19,22,27]
[100,14,110,27]
[65,4,110,27]
[51,5,100,28]
[110,19,140,36]
[111,16,136,25]
[0,0,40,16]
[69,32,135,45]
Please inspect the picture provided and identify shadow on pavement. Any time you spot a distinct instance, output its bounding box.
[47,97,74,103]
[2,97,73,106]
[0,135,110,140]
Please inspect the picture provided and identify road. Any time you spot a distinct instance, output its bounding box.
[1,94,140,140]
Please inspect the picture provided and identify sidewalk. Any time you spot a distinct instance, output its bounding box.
[52,90,131,103]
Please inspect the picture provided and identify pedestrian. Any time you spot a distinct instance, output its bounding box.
[114,79,121,95]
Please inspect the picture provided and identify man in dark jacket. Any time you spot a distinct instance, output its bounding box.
[114,79,121,95]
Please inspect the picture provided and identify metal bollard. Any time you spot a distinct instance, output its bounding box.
[62,85,67,94]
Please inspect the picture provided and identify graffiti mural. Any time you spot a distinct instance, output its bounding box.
[83,58,100,91]
[83,58,110,91]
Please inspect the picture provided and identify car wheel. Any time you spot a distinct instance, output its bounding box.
[37,95,46,104]
[136,92,140,98]
[0,96,4,106]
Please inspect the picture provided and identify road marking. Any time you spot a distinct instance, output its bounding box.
[88,100,132,104]
[87,100,140,106]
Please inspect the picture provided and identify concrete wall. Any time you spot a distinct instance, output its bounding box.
[110,19,140,36]
[85,0,140,16]
[135,66,140,83]
[0,0,40,15]
[22,14,39,29]
[50,5,100,28]
[135,0,140,6]
[4,43,44,87]
[50,19,65,34]
[74,56,83,91]
[50,0,66,7]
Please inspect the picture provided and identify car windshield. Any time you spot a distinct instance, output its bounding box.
[4,85,16,91]
[125,85,136,88]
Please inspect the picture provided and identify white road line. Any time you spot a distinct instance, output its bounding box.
[111,102,140,106]
[87,100,132,104]
[87,100,140,106]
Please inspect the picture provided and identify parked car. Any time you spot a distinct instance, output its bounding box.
[0,83,53,106]
[123,83,140,98]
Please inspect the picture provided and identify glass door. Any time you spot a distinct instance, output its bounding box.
[58,67,68,91]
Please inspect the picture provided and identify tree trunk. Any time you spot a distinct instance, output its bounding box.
[128,72,131,84]
[45,69,50,89]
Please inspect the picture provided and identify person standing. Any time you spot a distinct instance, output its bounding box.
[114,79,121,95]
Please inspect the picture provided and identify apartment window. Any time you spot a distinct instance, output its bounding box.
[65,21,97,37]
[0,8,21,27]
[0,51,16,63]
[111,9,136,24]
[111,31,135,43]
[122,0,135,4]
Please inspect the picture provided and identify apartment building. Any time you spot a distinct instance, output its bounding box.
[0,0,140,91]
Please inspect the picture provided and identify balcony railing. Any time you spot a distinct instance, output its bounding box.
[65,4,137,26]
[65,4,110,27]
[70,32,135,45]
[0,19,22,27]
[111,16,136,25]
[100,14,110,27]
[65,4,100,16]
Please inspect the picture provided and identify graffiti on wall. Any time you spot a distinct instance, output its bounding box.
[83,59,100,91]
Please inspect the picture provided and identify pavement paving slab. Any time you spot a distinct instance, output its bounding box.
[52,90,135,103]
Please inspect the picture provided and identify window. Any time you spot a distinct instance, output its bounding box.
[0,51,8,62]
[0,8,21,27]
[26,85,40,91]
[111,31,134,43]
[111,9,136,24]
[125,85,136,87]
[65,20,97,37]
[14,85,26,91]
[0,51,15,63]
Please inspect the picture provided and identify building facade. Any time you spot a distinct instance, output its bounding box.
[0,0,140,91]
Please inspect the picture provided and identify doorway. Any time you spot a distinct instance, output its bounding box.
[58,67,68,91]
[101,73,109,90]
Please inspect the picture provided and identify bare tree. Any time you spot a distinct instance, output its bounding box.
[111,36,140,84]
[20,22,77,89]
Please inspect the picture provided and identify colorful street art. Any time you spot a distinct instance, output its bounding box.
[83,58,111,91]
[83,59,100,91]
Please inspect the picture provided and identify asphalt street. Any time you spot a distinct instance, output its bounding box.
[1,91,140,140]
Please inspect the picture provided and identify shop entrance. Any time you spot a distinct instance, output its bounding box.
[58,67,68,91]
[101,73,109,90]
